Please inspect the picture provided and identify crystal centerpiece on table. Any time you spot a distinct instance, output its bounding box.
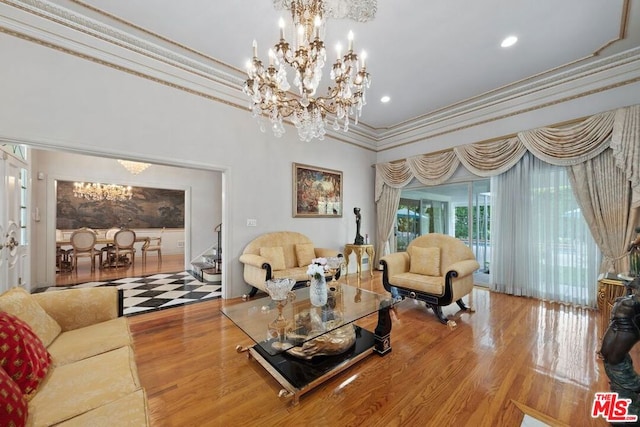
[265,278,296,346]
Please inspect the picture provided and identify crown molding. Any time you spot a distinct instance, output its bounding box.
[2,0,242,84]
[375,47,640,151]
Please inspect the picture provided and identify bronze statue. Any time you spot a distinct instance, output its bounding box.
[600,277,640,418]
[354,207,364,245]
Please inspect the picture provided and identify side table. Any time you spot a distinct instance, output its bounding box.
[344,244,375,280]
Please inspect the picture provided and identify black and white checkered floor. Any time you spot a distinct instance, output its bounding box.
[40,272,222,316]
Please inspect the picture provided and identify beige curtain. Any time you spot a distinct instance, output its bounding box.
[611,105,640,207]
[374,104,639,278]
[568,149,639,273]
[374,160,412,201]
[374,162,413,266]
[374,181,401,266]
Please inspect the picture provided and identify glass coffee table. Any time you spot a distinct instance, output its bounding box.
[221,282,394,405]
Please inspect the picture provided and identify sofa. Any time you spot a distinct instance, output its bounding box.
[0,286,148,426]
[239,231,342,298]
[380,233,480,328]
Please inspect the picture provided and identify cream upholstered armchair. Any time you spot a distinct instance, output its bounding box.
[380,233,480,328]
[239,231,342,298]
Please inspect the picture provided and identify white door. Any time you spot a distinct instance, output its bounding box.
[0,149,28,292]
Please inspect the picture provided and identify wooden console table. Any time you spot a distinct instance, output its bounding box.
[344,244,375,279]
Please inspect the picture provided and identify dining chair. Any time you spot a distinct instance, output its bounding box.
[55,229,72,272]
[100,227,121,265]
[142,227,163,266]
[109,228,136,268]
[70,228,101,272]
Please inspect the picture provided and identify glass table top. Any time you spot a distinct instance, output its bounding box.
[221,283,392,356]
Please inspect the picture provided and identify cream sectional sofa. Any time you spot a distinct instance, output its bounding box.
[0,286,148,426]
[239,231,342,298]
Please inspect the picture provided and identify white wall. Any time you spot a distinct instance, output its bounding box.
[0,31,377,298]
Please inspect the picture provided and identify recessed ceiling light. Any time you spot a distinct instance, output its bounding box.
[381,96,391,103]
[501,35,518,48]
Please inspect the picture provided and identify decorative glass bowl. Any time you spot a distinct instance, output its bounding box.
[265,278,296,300]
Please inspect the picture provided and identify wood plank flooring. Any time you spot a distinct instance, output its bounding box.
[129,272,617,426]
[55,253,185,286]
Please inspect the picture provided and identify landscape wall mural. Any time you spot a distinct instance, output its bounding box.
[56,180,185,229]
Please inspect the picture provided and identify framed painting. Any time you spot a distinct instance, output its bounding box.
[293,163,343,218]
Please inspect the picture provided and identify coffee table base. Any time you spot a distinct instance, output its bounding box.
[241,327,382,405]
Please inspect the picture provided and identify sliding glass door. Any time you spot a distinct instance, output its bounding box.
[472,181,491,275]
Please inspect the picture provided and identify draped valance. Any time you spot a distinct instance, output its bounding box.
[375,105,639,202]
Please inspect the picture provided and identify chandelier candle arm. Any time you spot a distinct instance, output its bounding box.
[243,0,374,142]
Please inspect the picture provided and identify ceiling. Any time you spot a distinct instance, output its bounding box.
[40,0,640,141]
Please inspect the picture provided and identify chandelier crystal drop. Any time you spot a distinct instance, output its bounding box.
[243,0,374,141]
[73,182,133,202]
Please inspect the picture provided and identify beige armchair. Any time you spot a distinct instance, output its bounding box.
[380,233,480,327]
[239,231,342,298]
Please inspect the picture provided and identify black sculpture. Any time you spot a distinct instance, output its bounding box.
[600,277,640,418]
[354,207,364,245]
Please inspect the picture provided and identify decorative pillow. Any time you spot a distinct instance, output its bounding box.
[0,367,27,427]
[0,311,52,398]
[0,287,61,347]
[409,246,441,276]
[259,247,286,271]
[295,243,316,267]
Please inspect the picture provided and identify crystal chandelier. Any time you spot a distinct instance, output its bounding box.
[73,182,133,202]
[243,0,375,142]
[117,159,151,175]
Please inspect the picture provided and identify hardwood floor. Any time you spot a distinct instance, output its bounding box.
[55,253,185,286]
[129,272,614,426]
